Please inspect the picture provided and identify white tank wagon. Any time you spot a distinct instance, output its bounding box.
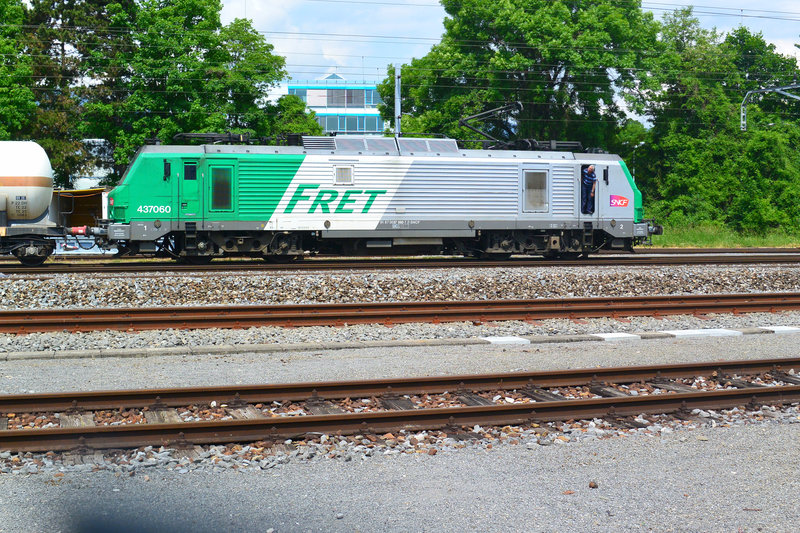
[0,141,61,266]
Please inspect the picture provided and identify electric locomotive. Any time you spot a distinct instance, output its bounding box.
[73,135,662,262]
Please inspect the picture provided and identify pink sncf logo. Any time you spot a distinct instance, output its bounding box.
[609,195,629,207]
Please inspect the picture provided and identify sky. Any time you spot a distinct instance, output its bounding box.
[219,0,800,93]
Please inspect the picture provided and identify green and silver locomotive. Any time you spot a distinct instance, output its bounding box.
[76,136,661,261]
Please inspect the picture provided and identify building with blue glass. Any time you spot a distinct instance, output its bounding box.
[288,73,388,134]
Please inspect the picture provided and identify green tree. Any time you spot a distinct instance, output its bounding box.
[111,1,294,180]
[115,0,232,164]
[641,10,800,233]
[0,0,35,140]
[74,1,139,180]
[209,18,288,134]
[378,0,659,148]
[263,95,323,137]
[24,0,92,186]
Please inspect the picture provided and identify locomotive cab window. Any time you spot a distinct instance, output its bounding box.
[210,167,233,211]
[523,170,548,212]
[184,162,197,180]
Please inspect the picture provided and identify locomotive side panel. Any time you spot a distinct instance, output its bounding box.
[269,155,408,232]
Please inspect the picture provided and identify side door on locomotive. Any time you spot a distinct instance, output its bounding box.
[578,162,601,223]
[178,158,203,224]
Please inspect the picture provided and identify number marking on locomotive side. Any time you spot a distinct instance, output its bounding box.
[137,205,172,214]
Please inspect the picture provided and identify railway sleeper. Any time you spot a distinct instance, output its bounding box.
[59,413,95,428]
[671,408,705,423]
[776,372,800,385]
[521,386,565,402]
[305,399,346,416]
[650,379,696,393]
[457,392,495,407]
[226,406,267,420]
[609,416,650,429]
[589,383,631,398]
[380,396,415,411]
[444,425,483,441]
[724,378,766,389]
[144,409,182,424]
[63,452,106,465]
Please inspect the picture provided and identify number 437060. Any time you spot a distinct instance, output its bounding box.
[137,205,172,214]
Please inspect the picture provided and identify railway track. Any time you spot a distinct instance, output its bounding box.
[2,357,799,452]
[3,292,800,333]
[3,249,800,275]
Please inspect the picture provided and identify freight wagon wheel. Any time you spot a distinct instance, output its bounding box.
[12,246,52,267]
[15,254,49,267]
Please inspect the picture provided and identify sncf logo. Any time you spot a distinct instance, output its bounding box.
[610,195,629,207]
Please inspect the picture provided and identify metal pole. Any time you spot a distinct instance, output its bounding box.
[394,64,401,136]
[740,84,800,131]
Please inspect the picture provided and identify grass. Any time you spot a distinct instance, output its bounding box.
[648,224,800,248]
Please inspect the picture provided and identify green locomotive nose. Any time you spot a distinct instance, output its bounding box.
[619,161,643,223]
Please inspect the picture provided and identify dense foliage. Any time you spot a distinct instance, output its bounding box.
[378,0,659,147]
[0,0,35,141]
[6,0,321,186]
[379,2,800,235]
[632,10,800,233]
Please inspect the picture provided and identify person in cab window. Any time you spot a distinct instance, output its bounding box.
[581,164,597,214]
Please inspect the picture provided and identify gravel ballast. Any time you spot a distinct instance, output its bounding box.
[0,415,797,532]
[4,263,800,354]
[2,264,800,531]
[2,264,800,310]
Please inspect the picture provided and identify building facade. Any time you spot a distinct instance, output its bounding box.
[288,73,388,134]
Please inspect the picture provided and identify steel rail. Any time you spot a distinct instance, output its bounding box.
[2,292,800,333]
[3,252,800,275]
[1,356,798,413]
[2,385,799,452]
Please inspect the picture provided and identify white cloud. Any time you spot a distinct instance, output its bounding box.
[772,39,800,63]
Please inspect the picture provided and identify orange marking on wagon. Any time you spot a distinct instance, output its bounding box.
[0,176,54,187]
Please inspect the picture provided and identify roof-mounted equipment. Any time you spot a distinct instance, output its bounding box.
[458,102,584,152]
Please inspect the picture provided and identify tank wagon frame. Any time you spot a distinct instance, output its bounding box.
[77,136,661,262]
